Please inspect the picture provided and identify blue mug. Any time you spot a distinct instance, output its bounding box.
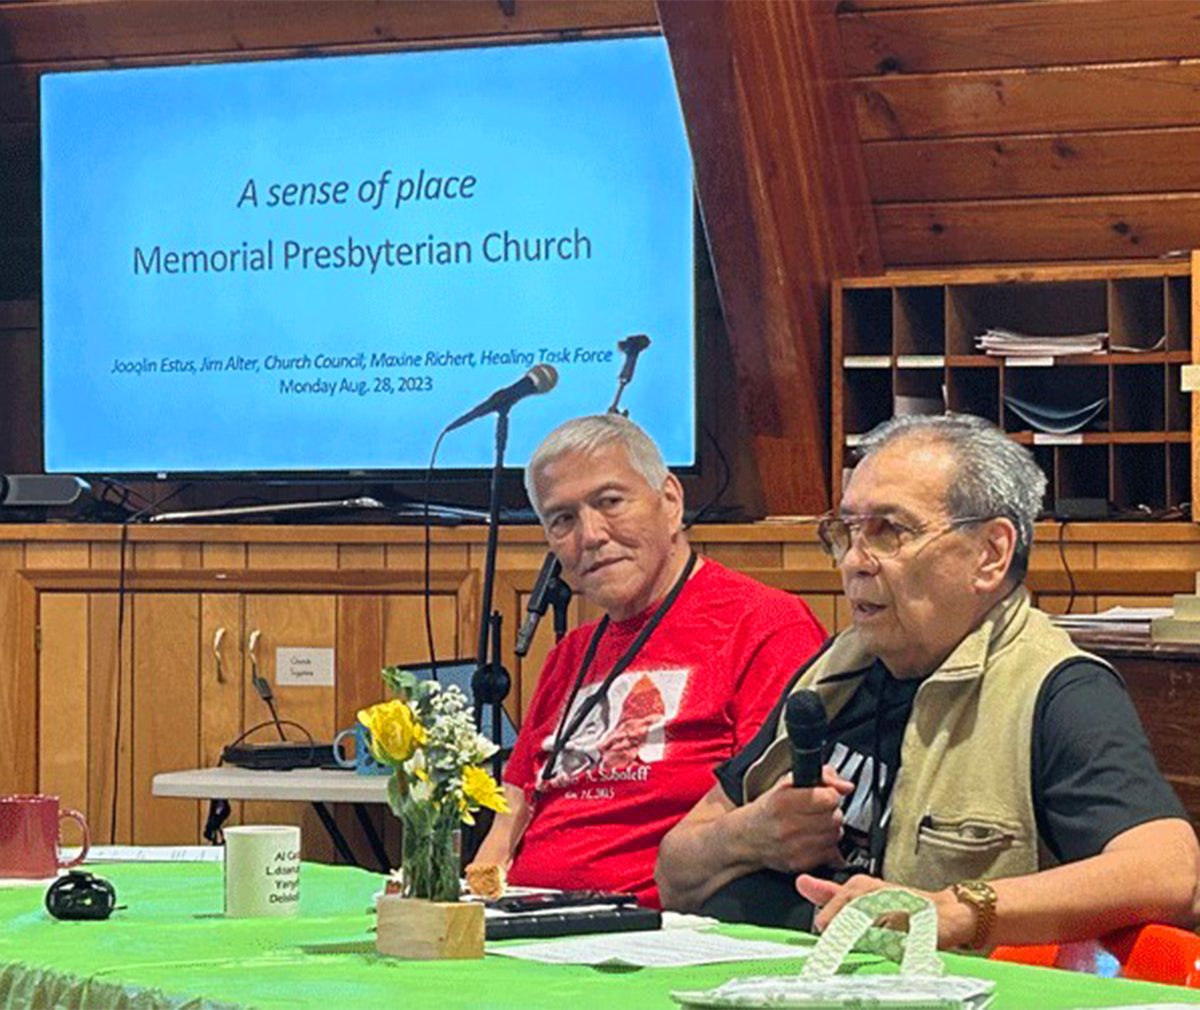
[333,724,390,776]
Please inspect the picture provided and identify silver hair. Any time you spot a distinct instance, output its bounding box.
[524,414,669,518]
[855,413,1046,583]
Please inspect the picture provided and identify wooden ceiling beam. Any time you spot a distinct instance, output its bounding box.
[659,0,882,514]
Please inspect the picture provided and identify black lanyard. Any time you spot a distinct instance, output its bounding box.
[539,550,698,785]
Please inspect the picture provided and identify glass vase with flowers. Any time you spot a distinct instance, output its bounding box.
[357,667,508,902]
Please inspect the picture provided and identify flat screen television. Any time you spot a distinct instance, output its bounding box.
[40,35,696,478]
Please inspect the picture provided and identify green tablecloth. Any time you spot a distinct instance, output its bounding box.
[1,862,1198,1009]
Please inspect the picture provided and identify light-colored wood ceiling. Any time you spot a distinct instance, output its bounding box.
[835,0,1200,264]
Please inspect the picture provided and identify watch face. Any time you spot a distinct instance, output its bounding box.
[956,881,995,905]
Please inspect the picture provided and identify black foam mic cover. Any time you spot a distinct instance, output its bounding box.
[784,689,827,788]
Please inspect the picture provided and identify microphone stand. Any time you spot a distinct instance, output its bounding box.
[608,374,633,416]
[472,408,512,788]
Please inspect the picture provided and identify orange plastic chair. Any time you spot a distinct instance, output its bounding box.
[991,924,1200,988]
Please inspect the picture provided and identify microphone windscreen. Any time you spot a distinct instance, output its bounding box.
[618,334,651,353]
[529,363,558,393]
[784,689,827,748]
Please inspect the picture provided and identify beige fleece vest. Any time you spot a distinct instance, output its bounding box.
[742,588,1110,891]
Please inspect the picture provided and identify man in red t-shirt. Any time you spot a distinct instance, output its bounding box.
[471,414,826,907]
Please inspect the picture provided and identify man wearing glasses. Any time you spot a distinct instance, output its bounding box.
[656,413,1199,947]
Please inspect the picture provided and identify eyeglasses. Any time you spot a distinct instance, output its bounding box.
[816,513,991,563]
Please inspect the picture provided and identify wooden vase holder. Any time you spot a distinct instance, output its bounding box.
[375,894,485,960]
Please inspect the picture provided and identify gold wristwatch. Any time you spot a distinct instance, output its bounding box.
[951,879,997,949]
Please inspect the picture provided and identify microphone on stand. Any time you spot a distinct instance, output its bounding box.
[784,689,827,788]
[617,334,651,384]
[515,553,571,657]
[609,335,651,415]
[445,364,558,433]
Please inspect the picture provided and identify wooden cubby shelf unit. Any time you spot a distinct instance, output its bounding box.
[832,259,1197,518]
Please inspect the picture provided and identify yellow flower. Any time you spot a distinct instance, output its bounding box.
[462,765,509,814]
[357,700,426,764]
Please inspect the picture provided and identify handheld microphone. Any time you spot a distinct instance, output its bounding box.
[784,689,827,788]
[617,334,651,384]
[445,364,558,433]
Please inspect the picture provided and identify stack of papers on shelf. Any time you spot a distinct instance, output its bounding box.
[976,327,1107,357]
[1109,334,1167,353]
[1003,393,1108,435]
[1053,607,1171,636]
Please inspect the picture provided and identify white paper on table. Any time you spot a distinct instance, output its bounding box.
[672,974,995,1009]
[490,927,808,967]
[0,874,59,889]
[62,845,225,863]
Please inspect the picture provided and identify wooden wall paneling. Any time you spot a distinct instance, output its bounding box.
[0,545,30,792]
[132,592,201,843]
[1033,594,1097,615]
[1094,595,1173,610]
[89,592,134,842]
[801,593,837,637]
[783,542,837,569]
[381,594,458,668]
[199,592,242,783]
[876,196,1200,266]
[246,544,340,570]
[1096,542,1200,570]
[0,1,659,65]
[853,62,1200,142]
[36,593,88,817]
[659,0,882,515]
[24,541,88,569]
[241,593,337,861]
[1193,248,1200,507]
[339,544,386,570]
[338,595,384,722]
[386,542,470,571]
[864,129,1200,203]
[334,593,386,867]
[837,0,1200,76]
[1026,541,1094,572]
[835,594,853,633]
[480,542,555,571]
[702,542,783,570]
[202,543,247,569]
[134,542,202,570]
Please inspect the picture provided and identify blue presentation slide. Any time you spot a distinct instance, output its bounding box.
[41,37,695,475]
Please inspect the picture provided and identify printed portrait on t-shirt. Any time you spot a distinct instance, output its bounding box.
[541,668,689,787]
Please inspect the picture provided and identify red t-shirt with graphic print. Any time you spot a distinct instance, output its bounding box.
[504,559,826,907]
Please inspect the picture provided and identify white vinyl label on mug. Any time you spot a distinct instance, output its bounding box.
[275,648,335,687]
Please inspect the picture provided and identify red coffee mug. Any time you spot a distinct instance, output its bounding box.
[0,794,90,879]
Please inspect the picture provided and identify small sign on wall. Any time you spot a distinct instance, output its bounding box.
[275,648,335,687]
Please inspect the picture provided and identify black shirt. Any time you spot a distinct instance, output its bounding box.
[706,658,1187,928]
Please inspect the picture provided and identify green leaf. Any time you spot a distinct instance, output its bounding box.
[386,773,403,819]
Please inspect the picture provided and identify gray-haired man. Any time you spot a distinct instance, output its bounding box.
[473,414,826,905]
[657,413,1199,947]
